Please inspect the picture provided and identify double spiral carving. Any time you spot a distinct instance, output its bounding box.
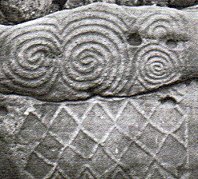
[0,5,188,101]
[1,9,132,99]
[135,44,183,89]
[61,10,131,95]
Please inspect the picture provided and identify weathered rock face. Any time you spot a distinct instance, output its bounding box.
[170,0,197,7]
[65,0,198,8]
[0,0,60,24]
[0,3,197,101]
[0,80,198,179]
[0,0,197,24]
[0,139,21,179]
[0,2,198,179]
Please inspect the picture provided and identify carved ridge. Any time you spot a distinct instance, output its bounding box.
[0,3,196,101]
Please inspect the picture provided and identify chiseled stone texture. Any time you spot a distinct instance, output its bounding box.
[0,2,198,179]
[0,0,60,24]
[0,3,197,101]
[65,0,198,9]
[0,80,198,178]
[0,0,197,24]
[184,4,198,12]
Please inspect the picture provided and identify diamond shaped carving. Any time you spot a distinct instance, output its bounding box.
[83,104,113,141]
[112,167,130,179]
[58,147,86,178]
[71,130,98,158]
[131,98,160,118]
[17,113,47,145]
[50,108,78,144]
[150,104,183,133]
[121,143,152,178]
[50,169,66,179]
[146,163,176,179]
[67,102,90,121]
[35,133,64,162]
[78,167,97,179]
[117,101,147,137]
[0,2,196,178]
[138,123,165,153]
[33,103,58,126]
[25,152,53,179]
[157,135,186,174]
[90,147,115,175]
[173,121,187,144]
[147,165,165,179]
[104,128,131,158]
[102,99,126,118]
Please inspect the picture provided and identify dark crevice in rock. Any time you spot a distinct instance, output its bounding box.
[166,39,178,48]
[0,105,8,116]
[159,96,177,105]
[53,0,67,10]
[0,79,192,103]
[127,32,143,46]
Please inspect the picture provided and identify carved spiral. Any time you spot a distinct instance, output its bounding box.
[135,44,182,88]
[136,11,187,38]
[61,10,131,95]
[2,23,60,95]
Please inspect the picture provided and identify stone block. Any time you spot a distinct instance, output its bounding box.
[0,3,197,179]
[0,3,197,101]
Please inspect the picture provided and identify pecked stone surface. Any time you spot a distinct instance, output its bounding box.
[65,0,198,9]
[0,0,197,24]
[0,0,61,24]
[0,80,198,178]
[0,3,198,179]
[0,3,197,101]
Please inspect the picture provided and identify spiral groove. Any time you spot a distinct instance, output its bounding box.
[0,4,191,101]
[61,10,131,95]
[2,23,60,95]
[136,11,187,38]
[135,44,183,89]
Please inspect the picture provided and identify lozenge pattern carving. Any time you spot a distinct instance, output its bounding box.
[2,90,191,179]
[0,3,196,101]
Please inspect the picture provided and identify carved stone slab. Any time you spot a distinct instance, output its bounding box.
[65,0,198,9]
[0,3,197,101]
[0,0,197,25]
[0,80,198,179]
[0,3,198,179]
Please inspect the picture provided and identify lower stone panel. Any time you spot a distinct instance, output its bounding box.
[1,81,198,179]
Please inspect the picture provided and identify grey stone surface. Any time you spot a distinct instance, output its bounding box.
[0,80,197,178]
[184,4,198,12]
[0,2,198,179]
[0,0,197,24]
[0,3,197,101]
[0,0,60,24]
[0,139,21,179]
[64,0,198,9]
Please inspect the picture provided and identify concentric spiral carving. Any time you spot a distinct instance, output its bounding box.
[135,44,183,89]
[0,8,132,99]
[61,10,131,95]
[2,22,60,95]
[136,11,187,38]
[0,3,192,101]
